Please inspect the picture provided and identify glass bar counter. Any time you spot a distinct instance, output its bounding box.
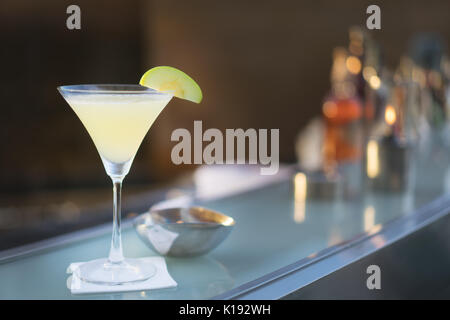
[1,160,450,299]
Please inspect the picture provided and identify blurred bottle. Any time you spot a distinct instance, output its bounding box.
[393,57,422,144]
[443,56,450,146]
[322,27,382,173]
[407,34,450,197]
[364,78,418,193]
[322,47,364,198]
[443,56,450,119]
[347,27,366,100]
[359,30,386,128]
[408,34,448,134]
[322,47,363,173]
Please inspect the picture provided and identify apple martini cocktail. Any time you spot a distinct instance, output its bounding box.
[58,67,202,285]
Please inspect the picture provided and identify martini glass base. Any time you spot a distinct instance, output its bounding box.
[74,258,157,285]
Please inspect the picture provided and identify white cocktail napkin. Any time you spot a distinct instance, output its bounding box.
[66,256,177,294]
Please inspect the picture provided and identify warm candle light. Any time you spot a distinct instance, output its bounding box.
[346,56,362,74]
[363,66,376,81]
[385,105,396,125]
[368,75,381,90]
[294,173,307,223]
[367,139,379,179]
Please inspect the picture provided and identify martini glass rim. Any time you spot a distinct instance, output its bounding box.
[57,84,174,96]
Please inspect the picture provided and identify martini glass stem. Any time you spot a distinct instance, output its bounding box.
[108,177,125,264]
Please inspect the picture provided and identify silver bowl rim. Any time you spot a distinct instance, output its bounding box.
[134,206,236,228]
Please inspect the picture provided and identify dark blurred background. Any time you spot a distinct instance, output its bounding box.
[1,0,450,249]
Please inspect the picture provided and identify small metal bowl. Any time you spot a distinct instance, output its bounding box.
[133,207,235,257]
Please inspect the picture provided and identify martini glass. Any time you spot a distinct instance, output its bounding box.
[58,84,173,285]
